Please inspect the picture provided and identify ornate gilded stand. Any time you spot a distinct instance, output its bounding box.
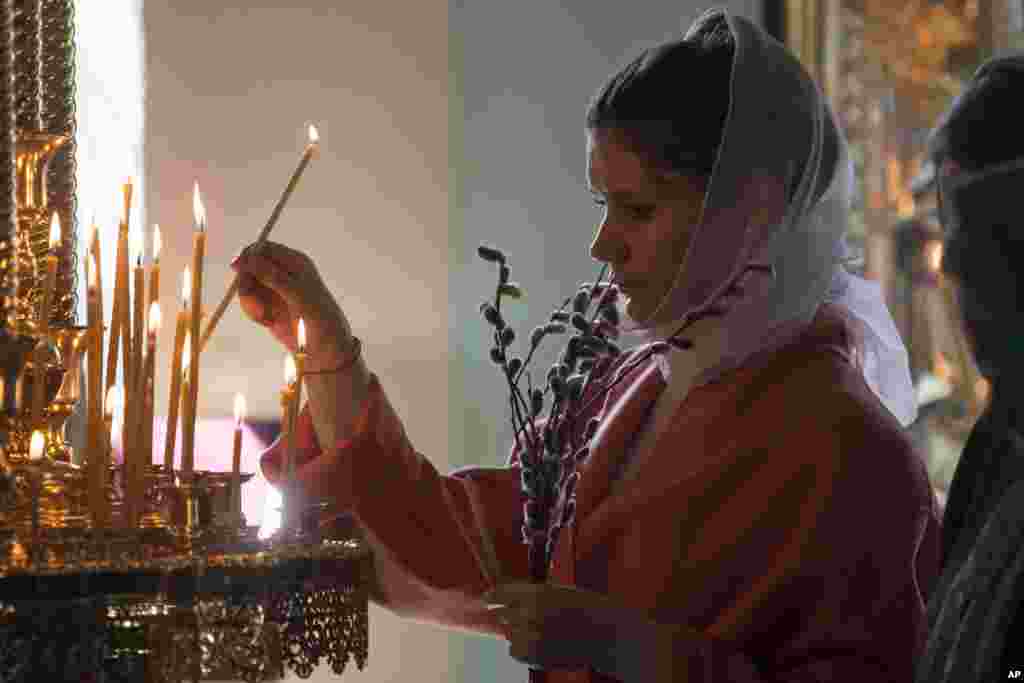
[0,2,372,681]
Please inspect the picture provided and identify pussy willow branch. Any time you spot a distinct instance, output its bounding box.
[519,276,611,403]
[512,290,576,386]
[509,266,609,449]
[491,270,546,458]
[540,270,614,443]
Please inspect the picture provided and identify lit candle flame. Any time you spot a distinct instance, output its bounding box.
[130,222,143,266]
[29,431,45,460]
[297,318,306,352]
[88,254,98,291]
[48,212,61,250]
[105,385,120,419]
[234,393,246,427]
[926,240,943,273]
[153,224,162,263]
[308,123,319,145]
[182,333,192,374]
[182,268,191,308]
[149,301,162,335]
[193,182,207,232]
[284,354,296,385]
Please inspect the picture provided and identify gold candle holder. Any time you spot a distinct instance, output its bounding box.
[3,333,61,461]
[13,131,67,215]
[1,447,88,536]
[174,470,203,553]
[33,457,88,530]
[47,325,87,463]
[139,463,174,529]
[1,325,86,467]
[5,131,69,336]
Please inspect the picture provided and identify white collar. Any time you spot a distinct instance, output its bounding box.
[643,314,728,401]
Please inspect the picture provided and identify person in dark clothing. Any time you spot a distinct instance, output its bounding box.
[917,54,1024,682]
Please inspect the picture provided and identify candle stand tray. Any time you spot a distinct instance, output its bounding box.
[0,525,371,682]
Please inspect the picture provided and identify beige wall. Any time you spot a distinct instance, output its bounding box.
[76,0,146,332]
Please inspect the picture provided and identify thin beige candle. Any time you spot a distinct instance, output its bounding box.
[282,354,297,514]
[201,124,320,351]
[104,385,120,525]
[232,393,245,522]
[89,220,104,322]
[143,226,160,464]
[145,225,161,471]
[89,223,105,404]
[105,217,128,396]
[279,366,295,531]
[142,302,160,469]
[86,254,105,526]
[125,230,144,494]
[31,213,61,430]
[186,184,206,477]
[129,225,145,409]
[127,302,160,525]
[148,224,161,315]
[291,319,306,526]
[164,272,189,471]
[104,386,119,465]
[180,333,194,474]
[293,317,307,433]
[119,182,134,403]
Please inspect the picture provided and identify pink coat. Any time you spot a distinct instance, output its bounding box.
[262,304,942,682]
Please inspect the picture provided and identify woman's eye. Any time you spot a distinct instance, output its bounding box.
[624,204,655,221]
[591,197,654,221]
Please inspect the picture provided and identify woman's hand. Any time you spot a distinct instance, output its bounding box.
[484,582,692,678]
[231,241,353,370]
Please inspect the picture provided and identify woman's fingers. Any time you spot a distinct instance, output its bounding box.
[256,241,314,273]
[235,251,306,310]
[233,241,352,363]
[237,273,275,324]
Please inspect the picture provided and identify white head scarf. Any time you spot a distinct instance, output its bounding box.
[614,8,917,426]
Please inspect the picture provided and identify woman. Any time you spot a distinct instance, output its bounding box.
[234,9,940,681]
[916,55,1024,683]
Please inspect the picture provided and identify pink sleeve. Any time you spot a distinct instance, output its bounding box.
[260,373,529,634]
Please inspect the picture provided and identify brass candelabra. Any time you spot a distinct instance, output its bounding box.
[0,2,371,681]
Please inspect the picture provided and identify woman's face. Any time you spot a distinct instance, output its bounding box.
[943,222,1022,380]
[587,128,707,325]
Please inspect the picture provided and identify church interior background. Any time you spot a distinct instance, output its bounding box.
[774,0,1024,508]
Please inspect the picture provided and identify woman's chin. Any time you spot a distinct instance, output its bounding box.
[623,293,653,325]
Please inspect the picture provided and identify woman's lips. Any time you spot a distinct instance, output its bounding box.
[611,273,638,291]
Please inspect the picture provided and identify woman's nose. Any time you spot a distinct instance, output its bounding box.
[590,220,629,264]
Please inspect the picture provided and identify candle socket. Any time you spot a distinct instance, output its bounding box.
[139,464,174,529]
[3,328,88,464]
[175,473,202,553]
[0,457,89,536]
